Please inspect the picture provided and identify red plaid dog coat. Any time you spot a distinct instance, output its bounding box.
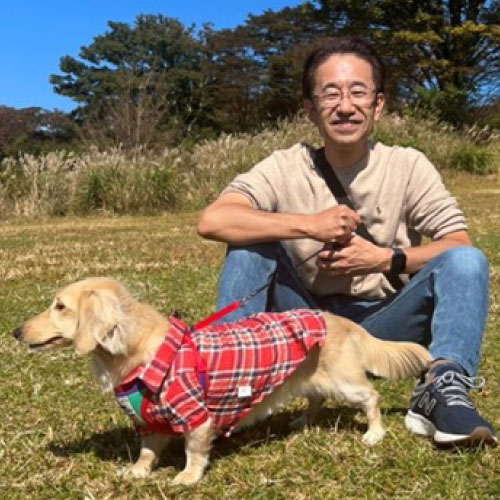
[114,310,326,437]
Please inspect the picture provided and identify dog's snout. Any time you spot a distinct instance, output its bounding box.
[12,327,22,340]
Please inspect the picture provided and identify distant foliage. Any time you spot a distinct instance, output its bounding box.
[44,2,499,150]
[0,106,76,159]
[0,114,498,217]
[2,4,499,158]
[410,86,473,127]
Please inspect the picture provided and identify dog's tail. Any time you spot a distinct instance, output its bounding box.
[353,326,432,380]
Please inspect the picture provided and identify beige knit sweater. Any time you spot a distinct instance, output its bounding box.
[223,142,466,299]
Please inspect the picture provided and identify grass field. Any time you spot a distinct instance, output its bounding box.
[1,171,499,500]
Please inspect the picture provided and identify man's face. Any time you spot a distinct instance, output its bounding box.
[304,53,384,151]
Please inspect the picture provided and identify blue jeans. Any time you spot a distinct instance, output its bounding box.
[216,244,489,376]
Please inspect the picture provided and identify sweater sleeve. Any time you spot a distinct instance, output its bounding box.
[221,153,281,211]
[405,150,467,239]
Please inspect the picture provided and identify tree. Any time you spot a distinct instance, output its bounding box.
[77,71,171,149]
[50,3,499,141]
[201,5,326,131]
[202,26,266,131]
[50,15,214,147]
[241,5,326,121]
[233,0,500,124]
[317,0,500,106]
[0,106,75,158]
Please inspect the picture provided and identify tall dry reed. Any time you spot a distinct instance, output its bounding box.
[0,114,498,217]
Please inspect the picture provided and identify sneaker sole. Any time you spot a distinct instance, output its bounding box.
[405,410,435,437]
[435,427,498,448]
[405,411,498,447]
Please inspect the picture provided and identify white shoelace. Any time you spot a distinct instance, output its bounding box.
[432,371,485,408]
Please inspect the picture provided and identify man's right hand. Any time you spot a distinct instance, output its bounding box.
[307,205,360,244]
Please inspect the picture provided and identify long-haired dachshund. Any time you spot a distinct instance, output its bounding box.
[14,277,431,485]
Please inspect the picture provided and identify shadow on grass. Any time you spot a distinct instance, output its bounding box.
[48,426,141,462]
[47,404,409,469]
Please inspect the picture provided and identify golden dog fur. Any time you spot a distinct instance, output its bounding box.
[14,277,431,485]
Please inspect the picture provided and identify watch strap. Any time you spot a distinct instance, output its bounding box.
[390,248,407,275]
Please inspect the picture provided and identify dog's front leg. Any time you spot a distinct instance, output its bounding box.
[120,433,170,479]
[172,418,215,486]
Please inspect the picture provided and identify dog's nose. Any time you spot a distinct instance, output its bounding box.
[12,327,22,340]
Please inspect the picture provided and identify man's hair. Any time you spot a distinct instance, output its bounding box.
[302,37,386,100]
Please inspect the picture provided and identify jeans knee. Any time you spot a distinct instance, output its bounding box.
[221,243,281,287]
[439,246,489,281]
[225,243,278,267]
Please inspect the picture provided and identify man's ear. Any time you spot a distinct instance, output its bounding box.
[373,92,385,122]
[303,98,318,125]
[73,289,130,355]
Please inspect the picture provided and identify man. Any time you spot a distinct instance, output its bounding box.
[197,37,496,447]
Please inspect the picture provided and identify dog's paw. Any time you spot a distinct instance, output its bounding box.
[171,469,203,486]
[361,428,386,446]
[118,463,152,479]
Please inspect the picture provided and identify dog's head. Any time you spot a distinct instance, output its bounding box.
[13,278,135,356]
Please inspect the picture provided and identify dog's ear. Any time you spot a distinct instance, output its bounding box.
[73,288,131,355]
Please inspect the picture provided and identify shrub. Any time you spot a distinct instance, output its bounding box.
[75,165,120,213]
[449,144,496,175]
[0,151,72,216]
[75,162,180,214]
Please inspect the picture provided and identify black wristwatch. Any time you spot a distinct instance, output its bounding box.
[390,248,407,274]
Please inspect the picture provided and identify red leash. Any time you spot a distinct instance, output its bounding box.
[192,281,269,330]
[181,243,340,398]
[191,243,336,330]
[192,301,241,330]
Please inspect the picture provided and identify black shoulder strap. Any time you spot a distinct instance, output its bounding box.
[315,148,404,290]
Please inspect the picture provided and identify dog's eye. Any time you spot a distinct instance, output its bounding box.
[54,302,66,311]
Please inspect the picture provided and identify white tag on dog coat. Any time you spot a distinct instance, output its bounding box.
[238,385,252,398]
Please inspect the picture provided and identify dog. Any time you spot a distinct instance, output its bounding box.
[13,277,431,485]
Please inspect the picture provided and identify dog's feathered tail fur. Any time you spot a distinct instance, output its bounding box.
[318,314,430,383]
[355,329,430,380]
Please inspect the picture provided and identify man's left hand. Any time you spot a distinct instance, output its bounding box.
[316,235,392,276]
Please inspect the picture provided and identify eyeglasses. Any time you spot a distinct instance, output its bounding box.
[314,86,378,108]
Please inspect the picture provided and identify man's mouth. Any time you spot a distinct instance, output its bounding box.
[329,120,363,134]
[331,120,361,127]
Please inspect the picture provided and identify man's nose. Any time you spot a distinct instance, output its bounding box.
[337,94,356,114]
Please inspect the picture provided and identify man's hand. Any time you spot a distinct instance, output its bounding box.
[316,235,392,276]
[308,205,360,244]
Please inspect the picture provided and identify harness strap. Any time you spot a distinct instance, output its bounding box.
[168,316,210,395]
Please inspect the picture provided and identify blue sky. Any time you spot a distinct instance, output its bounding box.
[1,1,304,112]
